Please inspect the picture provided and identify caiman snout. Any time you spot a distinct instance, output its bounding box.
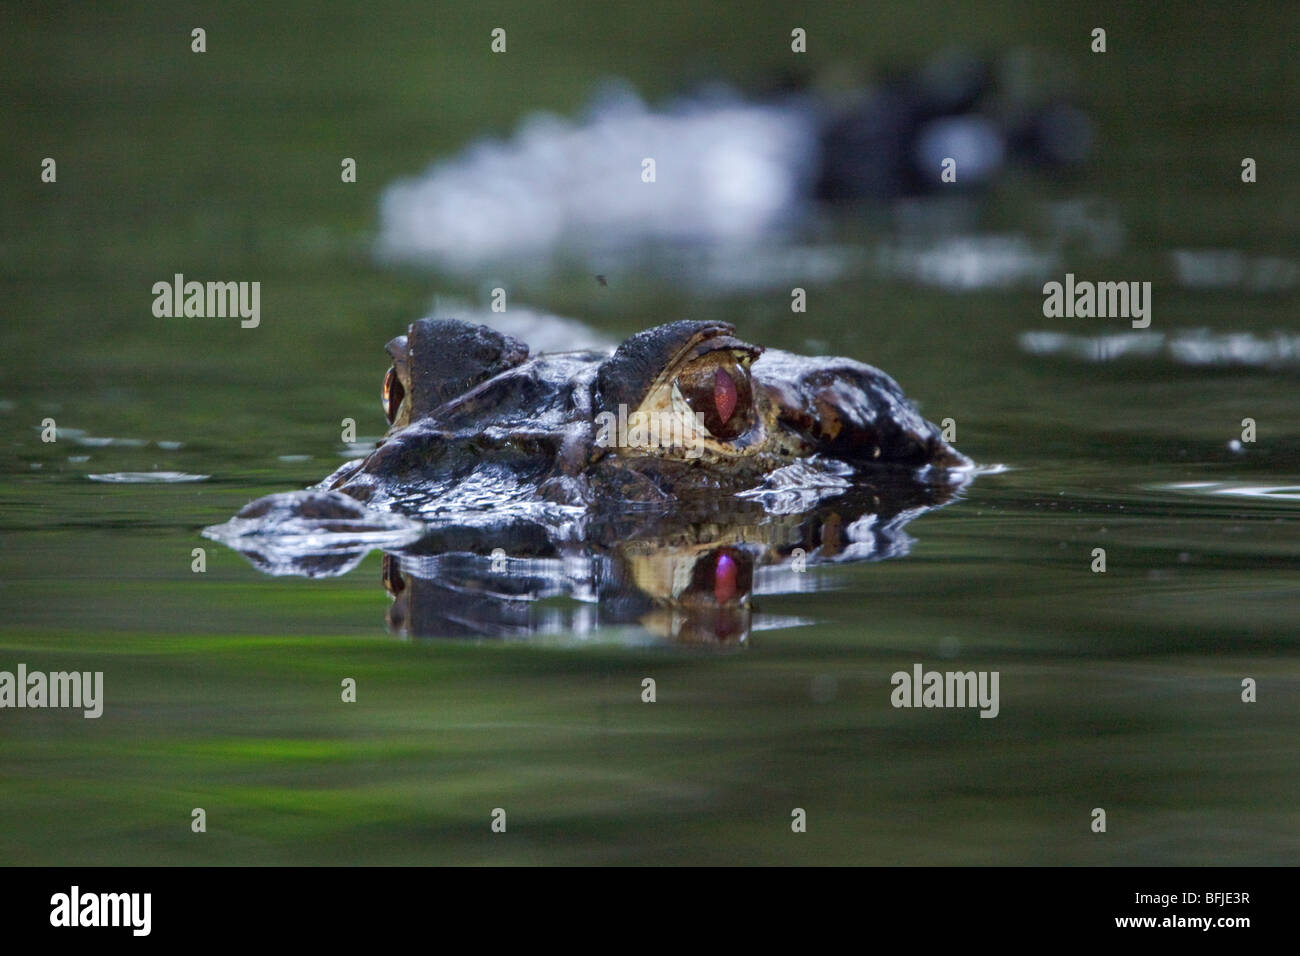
[753,351,970,469]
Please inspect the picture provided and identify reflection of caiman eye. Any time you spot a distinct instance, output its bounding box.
[675,353,753,440]
[382,554,406,596]
[382,367,405,425]
[685,547,752,605]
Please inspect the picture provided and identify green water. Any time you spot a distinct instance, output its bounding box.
[1,1,1297,864]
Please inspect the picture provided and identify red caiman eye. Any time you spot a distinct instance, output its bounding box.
[676,353,753,440]
[714,367,738,426]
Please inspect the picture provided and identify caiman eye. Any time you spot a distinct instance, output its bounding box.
[675,353,753,440]
[382,366,405,425]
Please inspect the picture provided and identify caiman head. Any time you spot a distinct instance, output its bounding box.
[328,317,969,508]
[205,317,974,642]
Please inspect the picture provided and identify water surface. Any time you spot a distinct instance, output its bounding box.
[1,1,1297,864]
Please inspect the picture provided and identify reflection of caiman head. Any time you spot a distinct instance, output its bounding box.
[379,479,962,644]
[204,317,976,643]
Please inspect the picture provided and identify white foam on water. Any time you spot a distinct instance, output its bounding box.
[1021,329,1300,368]
[875,234,1059,290]
[1170,249,1298,292]
[376,83,817,272]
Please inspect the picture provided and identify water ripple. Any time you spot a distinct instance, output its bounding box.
[87,472,210,484]
[1150,481,1300,502]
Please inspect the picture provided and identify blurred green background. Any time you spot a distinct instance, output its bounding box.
[0,1,1297,864]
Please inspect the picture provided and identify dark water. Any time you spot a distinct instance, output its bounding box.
[1,2,1297,864]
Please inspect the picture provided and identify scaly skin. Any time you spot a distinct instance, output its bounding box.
[324,318,970,512]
